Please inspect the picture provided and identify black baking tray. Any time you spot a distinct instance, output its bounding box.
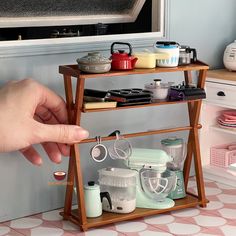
[108,89,152,100]
[84,88,152,104]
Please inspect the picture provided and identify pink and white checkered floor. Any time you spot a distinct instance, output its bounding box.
[1,178,236,236]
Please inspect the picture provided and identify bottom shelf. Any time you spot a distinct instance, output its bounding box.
[203,165,236,187]
[62,193,208,230]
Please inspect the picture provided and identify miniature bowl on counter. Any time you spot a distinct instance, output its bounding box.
[76,51,111,73]
[53,171,67,181]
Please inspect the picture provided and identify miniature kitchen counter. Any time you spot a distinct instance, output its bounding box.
[200,69,236,187]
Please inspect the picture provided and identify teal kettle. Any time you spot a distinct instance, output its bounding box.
[84,181,112,218]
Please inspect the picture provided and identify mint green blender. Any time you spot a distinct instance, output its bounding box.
[161,137,187,200]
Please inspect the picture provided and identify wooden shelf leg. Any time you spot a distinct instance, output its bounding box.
[184,70,207,207]
[72,76,87,227]
[183,71,194,189]
[63,75,75,219]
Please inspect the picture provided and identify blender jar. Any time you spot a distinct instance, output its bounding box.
[161,137,187,199]
[161,137,186,170]
[98,167,136,214]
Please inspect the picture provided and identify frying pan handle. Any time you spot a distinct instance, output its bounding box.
[111,42,132,56]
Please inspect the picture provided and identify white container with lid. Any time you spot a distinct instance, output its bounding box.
[133,51,170,69]
[154,41,180,67]
[98,167,136,213]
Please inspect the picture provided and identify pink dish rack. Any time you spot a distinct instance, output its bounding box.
[210,143,236,168]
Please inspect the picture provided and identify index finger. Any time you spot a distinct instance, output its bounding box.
[36,83,68,124]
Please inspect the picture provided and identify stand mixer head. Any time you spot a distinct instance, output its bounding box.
[124,148,177,209]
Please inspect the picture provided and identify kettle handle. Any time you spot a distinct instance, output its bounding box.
[100,192,112,209]
[188,48,197,62]
[111,42,132,56]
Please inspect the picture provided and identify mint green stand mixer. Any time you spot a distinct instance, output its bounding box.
[124,148,177,209]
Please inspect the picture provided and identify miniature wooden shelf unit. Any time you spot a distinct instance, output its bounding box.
[59,61,209,231]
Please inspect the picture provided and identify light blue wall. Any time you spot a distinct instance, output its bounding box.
[168,0,236,69]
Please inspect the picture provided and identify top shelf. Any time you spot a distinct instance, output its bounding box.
[59,61,209,79]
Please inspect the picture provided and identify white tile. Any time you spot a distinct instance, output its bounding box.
[194,233,219,236]
[199,200,224,211]
[115,221,147,233]
[167,222,201,235]
[10,218,43,229]
[215,182,235,190]
[139,230,173,236]
[193,187,222,196]
[85,229,118,236]
[31,227,64,236]
[42,210,63,221]
[62,221,80,231]
[0,226,10,236]
[217,194,236,204]
[218,208,236,220]
[144,214,175,224]
[171,208,200,217]
[193,215,226,227]
[221,225,236,236]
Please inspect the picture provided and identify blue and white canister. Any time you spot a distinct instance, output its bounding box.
[154,41,180,67]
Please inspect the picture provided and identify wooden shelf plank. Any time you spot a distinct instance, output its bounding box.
[80,124,202,144]
[67,194,206,229]
[59,61,209,79]
[82,99,202,113]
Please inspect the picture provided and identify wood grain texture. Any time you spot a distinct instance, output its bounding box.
[207,69,236,82]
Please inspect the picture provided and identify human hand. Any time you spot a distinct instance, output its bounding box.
[0,79,89,165]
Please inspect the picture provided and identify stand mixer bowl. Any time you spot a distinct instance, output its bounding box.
[140,169,177,202]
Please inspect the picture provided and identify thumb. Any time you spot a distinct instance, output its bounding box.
[35,123,89,144]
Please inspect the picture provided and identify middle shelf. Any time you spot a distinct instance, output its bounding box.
[81,99,202,113]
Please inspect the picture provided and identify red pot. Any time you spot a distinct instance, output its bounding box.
[110,42,138,70]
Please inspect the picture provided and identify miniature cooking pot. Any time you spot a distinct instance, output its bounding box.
[76,51,111,73]
[110,42,138,70]
[145,79,172,100]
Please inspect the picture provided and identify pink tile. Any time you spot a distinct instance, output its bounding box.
[197,227,225,236]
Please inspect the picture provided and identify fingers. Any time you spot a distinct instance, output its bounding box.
[34,122,89,144]
[35,83,68,124]
[20,146,42,166]
[42,142,62,164]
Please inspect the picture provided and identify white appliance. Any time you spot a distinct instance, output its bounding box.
[223,40,236,71]
[98,167,136,214]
